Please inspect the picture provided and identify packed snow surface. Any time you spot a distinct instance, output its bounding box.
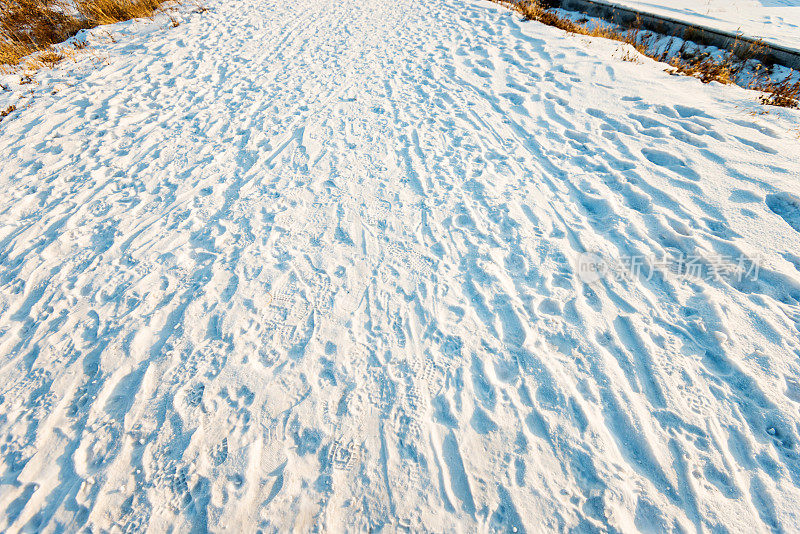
[1,0,800,531]
[600,0,800,50]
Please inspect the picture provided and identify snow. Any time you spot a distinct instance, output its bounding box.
[1,0,800,531]
[599,0,800,50]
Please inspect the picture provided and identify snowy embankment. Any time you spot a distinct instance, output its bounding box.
[600,0,800,51]
[1,0,800,531]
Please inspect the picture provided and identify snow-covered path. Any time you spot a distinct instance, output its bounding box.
[1,0,800,531]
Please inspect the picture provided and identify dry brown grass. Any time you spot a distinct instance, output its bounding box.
[666,54,736,84]
[0,0,170,67]
[0,103,15,121]
[509,0,646,53]
[616,47,642,63]
[495,0,800,108]
[79,0,167,26]
[0,0,85,64]
[35,48,64,66]
[755,77,800,108]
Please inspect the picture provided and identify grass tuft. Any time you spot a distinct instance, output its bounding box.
[0,103,15,121]
[666,54,736,84]
[755,77,800,108]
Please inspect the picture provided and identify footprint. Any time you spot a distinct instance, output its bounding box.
[766,193,800,233]
[186,382,205,408]
[673,105,709,119]
[328,440,360,470]
[729,189,761,203]
[500,92,524,105]
[210,437,228,465]
[642,148,700,181]
[733,135,777,155]
[783,253,800,272]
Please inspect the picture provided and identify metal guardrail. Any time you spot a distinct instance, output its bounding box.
[552,0,800,70]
